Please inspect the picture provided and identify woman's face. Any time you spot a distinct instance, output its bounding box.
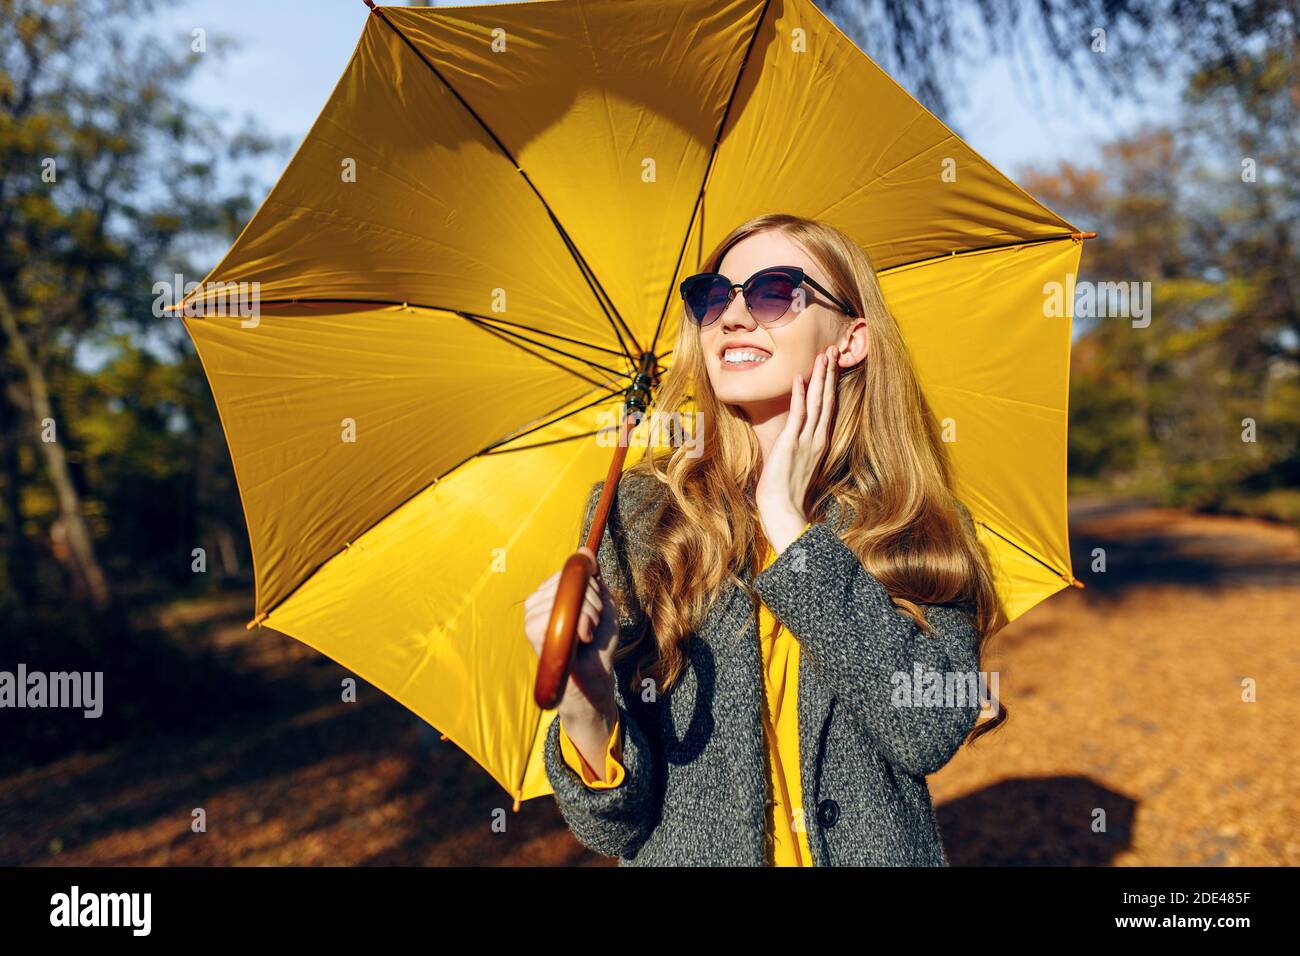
[696,230,862,415]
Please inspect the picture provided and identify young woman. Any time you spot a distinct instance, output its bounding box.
[524,212,1007,866]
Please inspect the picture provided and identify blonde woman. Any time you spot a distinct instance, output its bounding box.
[524,212,1006,866]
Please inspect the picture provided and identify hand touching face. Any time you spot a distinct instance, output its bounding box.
[754,343,840,552]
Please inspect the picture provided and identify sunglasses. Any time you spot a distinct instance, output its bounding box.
[679,265,857,328]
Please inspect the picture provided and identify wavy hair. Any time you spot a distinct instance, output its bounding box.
[613,212,1009,744]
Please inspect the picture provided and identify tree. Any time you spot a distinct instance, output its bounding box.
[1020,0,1298,510]
[0,0,269,609]
[822,0,1274,123]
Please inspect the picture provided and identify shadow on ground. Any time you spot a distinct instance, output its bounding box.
[939,776,1135,866]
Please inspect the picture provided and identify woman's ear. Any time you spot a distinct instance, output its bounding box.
[837,318,869,368]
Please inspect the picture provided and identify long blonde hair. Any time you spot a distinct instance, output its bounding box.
[614,212,1008,743]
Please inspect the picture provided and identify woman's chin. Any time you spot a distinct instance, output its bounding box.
[715,384,790,416]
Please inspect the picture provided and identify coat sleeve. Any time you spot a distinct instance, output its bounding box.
[541,477,659,859]
[753,520,984,777]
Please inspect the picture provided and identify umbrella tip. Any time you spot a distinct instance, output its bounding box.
[1070,231,1098,241]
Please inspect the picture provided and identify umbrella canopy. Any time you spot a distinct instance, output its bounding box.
[177,0,1087,808]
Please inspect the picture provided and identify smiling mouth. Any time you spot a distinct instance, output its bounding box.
[720,347,771,369]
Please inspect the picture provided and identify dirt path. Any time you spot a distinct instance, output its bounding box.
[935,497,1300,866]
[2,497,1297,865]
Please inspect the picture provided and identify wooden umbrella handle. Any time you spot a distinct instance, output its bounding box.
[533,549,598,710]
[532,409,639,710]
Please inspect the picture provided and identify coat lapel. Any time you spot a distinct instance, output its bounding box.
[697,570,769,863]
[698,508,845,867]
[796,496,844,805]
[791,499,852,866]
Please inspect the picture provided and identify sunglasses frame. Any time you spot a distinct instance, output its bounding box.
[679,265,857,328]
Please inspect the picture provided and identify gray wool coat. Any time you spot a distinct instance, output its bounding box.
[542,469,985,866]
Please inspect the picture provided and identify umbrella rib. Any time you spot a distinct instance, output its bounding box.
[875,232,1092,276]
[183,297,629,390]
[365,5,643,363]
[453,312,629,360]
[450,313,637,383]
[482,428,603,455]
[247,382,627,629]
[649,0,775,355]
[975,519,1074,584]
[224,296,631,361]
[543,204,641,363]
[479,389,627,455]
[465,319,622,392]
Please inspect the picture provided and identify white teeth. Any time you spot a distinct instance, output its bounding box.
[723,349,769,364]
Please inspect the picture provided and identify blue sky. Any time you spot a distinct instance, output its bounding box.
[153,0,1181,199]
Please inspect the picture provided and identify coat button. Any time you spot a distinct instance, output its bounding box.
[817,798,840,829]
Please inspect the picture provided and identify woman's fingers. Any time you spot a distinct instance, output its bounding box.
[578,573,608,641]
[577,603,597,641]
[523,564,606,654]
[524,570,560,609]
[582,578,601,619]
[802,354,824,443]
[787,371,806,436]
[816,346,837,449]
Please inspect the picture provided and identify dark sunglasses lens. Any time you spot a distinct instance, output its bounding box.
[684,277,730,325]
[747,272,798,324]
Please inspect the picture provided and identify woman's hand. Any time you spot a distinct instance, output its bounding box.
[756,344,839,553]
[523,551,620,726]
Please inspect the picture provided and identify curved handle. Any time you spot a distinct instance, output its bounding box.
[531,384,654,711]
[533,549,598,710]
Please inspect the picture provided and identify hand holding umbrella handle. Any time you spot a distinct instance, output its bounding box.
[532,402,645,710]
[533,548,599,710]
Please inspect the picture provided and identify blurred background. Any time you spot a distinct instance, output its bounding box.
[1,0,1295,865]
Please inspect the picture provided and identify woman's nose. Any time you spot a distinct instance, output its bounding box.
[718,291,756,332]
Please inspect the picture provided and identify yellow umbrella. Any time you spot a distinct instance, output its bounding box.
[174,0,1090,810]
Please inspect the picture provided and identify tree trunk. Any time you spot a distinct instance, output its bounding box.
[0,290,112,610]
[0,370,37,604]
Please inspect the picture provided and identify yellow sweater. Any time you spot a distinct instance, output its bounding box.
[557,531,813,865]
